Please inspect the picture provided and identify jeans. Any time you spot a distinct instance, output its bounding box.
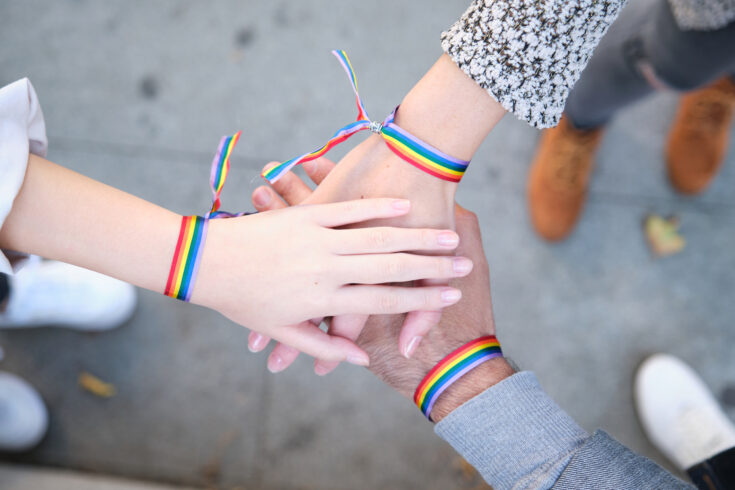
[688,447,735,490]
[565,0,735,129]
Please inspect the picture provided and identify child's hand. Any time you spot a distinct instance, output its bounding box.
[192,189,472,367]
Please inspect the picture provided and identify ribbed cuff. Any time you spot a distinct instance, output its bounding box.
[434,371,588,490]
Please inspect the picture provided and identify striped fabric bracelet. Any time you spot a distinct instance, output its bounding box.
[164,131,249,302]
[262,50,470,184]
[413,335,503,421]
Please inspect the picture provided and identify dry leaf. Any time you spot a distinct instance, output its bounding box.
[644,214,685,258]
[78,371,116,398]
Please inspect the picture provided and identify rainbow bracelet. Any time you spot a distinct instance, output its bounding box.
[413,335,503,421]
[164,131,249,302]
[262,50,470,184]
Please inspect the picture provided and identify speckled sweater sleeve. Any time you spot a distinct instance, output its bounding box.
[441,0,628,128]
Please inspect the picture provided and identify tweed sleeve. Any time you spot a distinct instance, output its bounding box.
[441,0,627,128]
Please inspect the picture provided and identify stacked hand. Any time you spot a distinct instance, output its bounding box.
[193,188,473,368]
[251,157,513,421]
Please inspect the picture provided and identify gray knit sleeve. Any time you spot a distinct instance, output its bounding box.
[441,0,627,128]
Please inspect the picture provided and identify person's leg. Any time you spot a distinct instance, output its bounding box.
[688,447,735,490]
[566,0,735,129]
[529,0,735,241]
[666,75,735,194]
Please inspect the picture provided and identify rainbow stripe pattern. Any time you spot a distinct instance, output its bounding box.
[164,215,209,301]
[413,335,502,420]
[261,50,469,184]
[208,131,242,218]
[165,132,248,302]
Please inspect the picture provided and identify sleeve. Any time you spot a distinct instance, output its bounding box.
[440,0,627,128]
[434,371,693,489]
[0,78,48,274]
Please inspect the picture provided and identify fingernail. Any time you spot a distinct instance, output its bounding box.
[404,336,423,358]
[268,354,285,373]
[253,188,272,207]
[314,361,331,376]
[453,257,473,275]
[346,353,370,367]
[248,333,267,352]
[438,231,459,247]
[441,288,462,304]
[392,199,411,212]
[263,161,279,172]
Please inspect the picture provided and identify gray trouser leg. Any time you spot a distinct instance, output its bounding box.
[565,0,735,129]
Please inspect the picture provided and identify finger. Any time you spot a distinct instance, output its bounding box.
[310,198,411,228]
[339,254,473,284]
[303,157,336,185]
[314,314,368,376]
[251,185,288,212]
[248,331,272,352]
[399,277,448,358]
[334,285,462,315]
[399,309,443,358]
[271,321,369,365]
[264,162,313,206]
[332,227,459,255]
[267,343,301,373]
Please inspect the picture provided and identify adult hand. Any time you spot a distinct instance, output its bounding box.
[193,192,473,367]
[252,158,514,419]
[357,205,514,422]
[290,54,505,361]
[249,156,451,373]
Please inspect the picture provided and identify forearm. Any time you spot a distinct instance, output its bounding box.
[435,371,692,489]
[395,54,505,163]
[0,154,179,293]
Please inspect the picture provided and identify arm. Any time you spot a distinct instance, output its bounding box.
[306,0,630,228]
[0,73,486,364]
[256,169,692,489]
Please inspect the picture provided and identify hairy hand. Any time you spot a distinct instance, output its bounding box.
[251,159,514,420]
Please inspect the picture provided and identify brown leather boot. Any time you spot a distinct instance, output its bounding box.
[528,115,604,242]
[666,77,735,195]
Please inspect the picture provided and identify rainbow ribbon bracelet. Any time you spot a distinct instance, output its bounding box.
[414,335,503,421]
[262,50,470,184]
[164,132,249,301]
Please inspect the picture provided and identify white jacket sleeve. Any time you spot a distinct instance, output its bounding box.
[0,78,48,274]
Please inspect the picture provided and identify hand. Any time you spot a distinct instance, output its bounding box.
[193,193,473,367]
[252,158,513,418]
[357,206,515,422]
[290,54,506,360]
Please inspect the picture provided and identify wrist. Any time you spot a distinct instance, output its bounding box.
[395,54,505,162]
[430,357,515,423]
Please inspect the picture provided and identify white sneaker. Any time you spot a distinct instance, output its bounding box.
[635,354,735,470]
[0,371,48,451]
[0,259,136,330]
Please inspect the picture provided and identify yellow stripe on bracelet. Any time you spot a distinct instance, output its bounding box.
[413,336,502,420]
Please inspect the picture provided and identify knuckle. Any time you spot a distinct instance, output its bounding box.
[435,258,452,277]
[421,289,437,308]
[419,229,433,248]
[341,200,360,215]
[377,292,400,312]
[368,228,390,249]
[383,257,404,278]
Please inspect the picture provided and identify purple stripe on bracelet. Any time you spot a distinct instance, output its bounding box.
[423,351,504,420]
